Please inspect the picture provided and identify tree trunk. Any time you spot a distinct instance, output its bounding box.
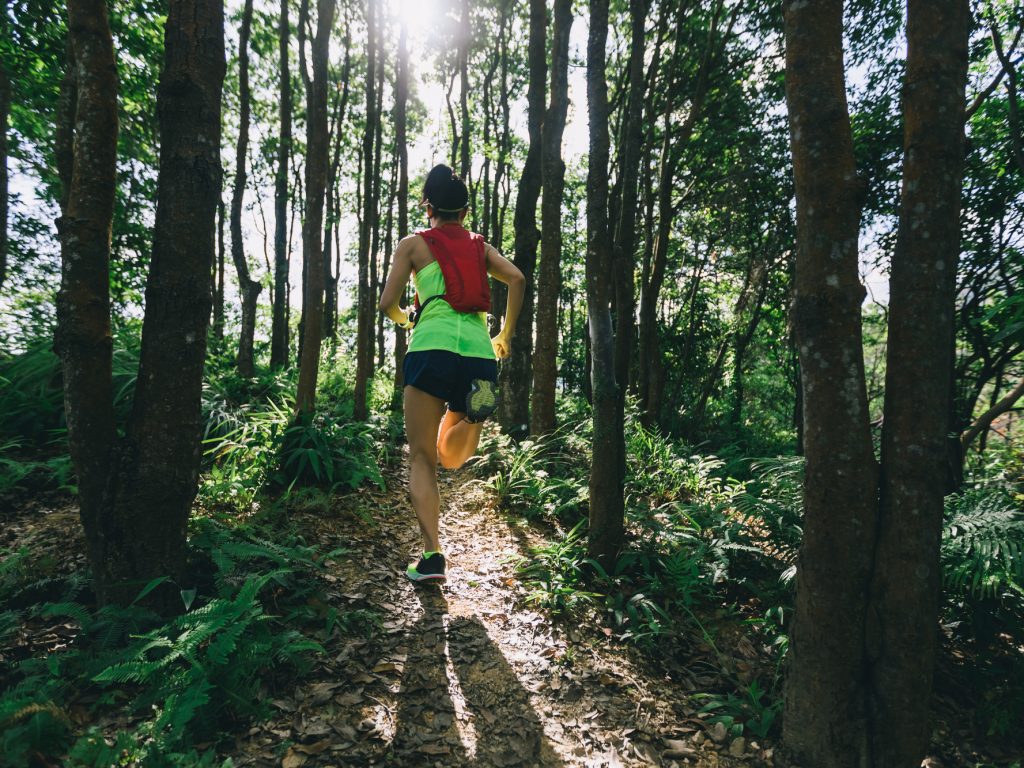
[117,0,224,608]
[531,0,573,435]
[867,2,970,763]
[585,0,622,570]
[214,196,225,339]
[781,1,879,763]
[392,19,409,408]
[271,0,292,368]
[56,0,224,608]
[55,0,119,601]
[458,0,471,187]
[488,2,512,335]
[323,29,350,343]
[369,23,385,367]
[229,0,261,378]
[0,0,9,291]
[611,0,648,403]
[354,0,376,421]
[295,0,335,413]
[498,0,545,438]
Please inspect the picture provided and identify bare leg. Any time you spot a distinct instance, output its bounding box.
[437,410,485,469]
[404,386,447,553]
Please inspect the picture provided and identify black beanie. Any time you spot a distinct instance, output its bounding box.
[421,164,469,212]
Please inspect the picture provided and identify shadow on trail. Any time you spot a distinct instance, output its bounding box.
[391,586,562,767]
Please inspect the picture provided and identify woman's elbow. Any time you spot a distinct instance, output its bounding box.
[510,271,526,288]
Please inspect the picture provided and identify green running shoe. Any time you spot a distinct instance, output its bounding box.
[465,379,498,423]
[406,551,446,583]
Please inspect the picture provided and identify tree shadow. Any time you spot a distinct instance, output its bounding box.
[391,586,563,767]
[390,586,468,763]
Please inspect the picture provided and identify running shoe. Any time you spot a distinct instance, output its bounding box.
[406,551,446,583]
[465,379,499,423]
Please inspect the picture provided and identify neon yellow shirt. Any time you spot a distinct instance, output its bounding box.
[408,260,495,360]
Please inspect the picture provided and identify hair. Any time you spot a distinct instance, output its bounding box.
[421,164,469,222]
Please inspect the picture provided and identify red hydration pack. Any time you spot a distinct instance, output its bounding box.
[411,227,491,324]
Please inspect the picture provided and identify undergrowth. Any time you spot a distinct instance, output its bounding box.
[0,513,376,767]
[477,400,1024,741]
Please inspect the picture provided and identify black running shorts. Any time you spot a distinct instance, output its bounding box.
[402,350,498,413]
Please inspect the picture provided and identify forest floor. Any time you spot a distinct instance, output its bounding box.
[4,444,1019,767]
[225,447,767,768]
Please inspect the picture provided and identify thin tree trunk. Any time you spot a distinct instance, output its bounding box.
[214,196,225,339]
[868,2,970,762]
[585,0,622,570]
[323,27,350,343]
[369,22,385,368]
[458,0,471,187]
[531,0,573,435]
[54,0,118,602]
[271,0,292,368]
[230,0,261,378]
[781,1,878,762]
[488,1,512,336]
[295,0,336,413]
[392,19,409,408]
[611,0,648,403]
[498,0,546,437]
[0,0,9,291]
[353,0,376,420]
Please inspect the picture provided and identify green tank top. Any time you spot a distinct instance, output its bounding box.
[408,260,495,359]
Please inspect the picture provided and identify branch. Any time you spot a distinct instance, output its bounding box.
[961,375,1024,449]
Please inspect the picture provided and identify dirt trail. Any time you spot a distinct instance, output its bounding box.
[231,449,764,767]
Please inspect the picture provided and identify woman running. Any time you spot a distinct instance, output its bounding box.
[378,164,525,583]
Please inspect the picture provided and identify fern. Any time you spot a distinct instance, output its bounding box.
[942,487,1024,601]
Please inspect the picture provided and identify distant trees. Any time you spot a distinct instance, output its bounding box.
[56,0,225,607]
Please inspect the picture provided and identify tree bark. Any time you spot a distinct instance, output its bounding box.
[868,3,970,763]
[781,1,879,763]
[611,0,648,402]
[497,0,546,437]
[271,0,292,368]
[488,1,512,336]
[54,0,119,600]
[585,0,623,571]
[530,0,573,435]
[323,28,350,342]
[353,0,376,421]
[229,0,261,378]
[0,0,9,291]
[392,19,410,408]
[458,0,471,185]
[295,0,335,413]
[116,0,224,608]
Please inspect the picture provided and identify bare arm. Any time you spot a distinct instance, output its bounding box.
[486,243,525,358]
[378,236,416,327]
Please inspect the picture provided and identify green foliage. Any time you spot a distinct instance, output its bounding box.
[942,485,1024,632]
[474,417,591,524]
[0,514,370,767]
[693,679,782,739]
[516,520,601,613]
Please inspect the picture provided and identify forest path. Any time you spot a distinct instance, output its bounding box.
[231,446,762,768]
